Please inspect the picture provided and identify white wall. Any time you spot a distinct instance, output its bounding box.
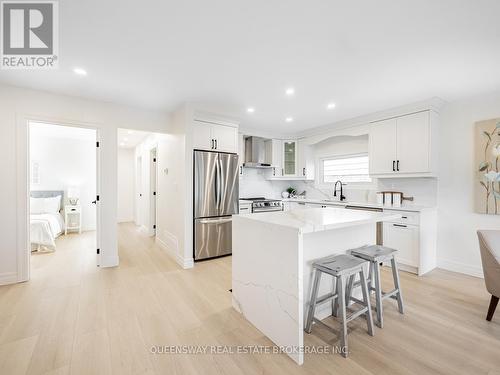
[117,148,135,223]
[30,132,97,231]
[0,83,169,285]
[437,90,500,277]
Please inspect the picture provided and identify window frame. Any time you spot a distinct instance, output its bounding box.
[317,152,374,188]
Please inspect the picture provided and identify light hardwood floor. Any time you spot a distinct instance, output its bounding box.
[1,223,499,375]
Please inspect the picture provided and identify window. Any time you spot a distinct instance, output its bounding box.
[321,154,371,184]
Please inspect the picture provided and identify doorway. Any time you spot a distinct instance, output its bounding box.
[27,121,100,277]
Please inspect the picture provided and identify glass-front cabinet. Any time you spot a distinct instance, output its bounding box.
[282,140,298,176]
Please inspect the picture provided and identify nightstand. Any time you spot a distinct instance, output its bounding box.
[65,205,82,235]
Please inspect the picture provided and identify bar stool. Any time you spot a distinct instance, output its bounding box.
[349,245,404,328]
[305,254,374,358]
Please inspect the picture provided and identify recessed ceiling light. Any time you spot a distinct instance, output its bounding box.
[285,87,295,96]
[73,67,87,76]
[127,130,134,134]
[327,102,336,110]
[285,117,294,123]
[247,107,255,113]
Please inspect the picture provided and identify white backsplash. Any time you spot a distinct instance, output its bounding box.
[239,169,437,207]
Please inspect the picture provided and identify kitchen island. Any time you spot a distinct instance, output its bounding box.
[232,207,401,365]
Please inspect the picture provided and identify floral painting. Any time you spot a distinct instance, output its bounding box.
[475,118,500,214]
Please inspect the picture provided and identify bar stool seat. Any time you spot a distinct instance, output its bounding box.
[349,245,404,328]
[305,254,374,358]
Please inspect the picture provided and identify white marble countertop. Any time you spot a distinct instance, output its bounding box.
[235,207,401,234]
[283,197,435,212]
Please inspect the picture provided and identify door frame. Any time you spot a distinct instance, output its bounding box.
[16,114,103,282]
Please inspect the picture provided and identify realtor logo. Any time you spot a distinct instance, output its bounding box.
[1,1,58,69]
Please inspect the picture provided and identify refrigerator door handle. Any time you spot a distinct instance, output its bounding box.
[198,218,232,225]
[216,155,222,213]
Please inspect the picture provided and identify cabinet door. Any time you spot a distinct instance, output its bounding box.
[282,140,298,176]
[298,139,315,180]
[270,139,283,177]
[238,134,244,175]
[212,125,238,153]
[193,121,214,151]
[369,118,397,175]
[396,111,430,173]
[383,223,419,268]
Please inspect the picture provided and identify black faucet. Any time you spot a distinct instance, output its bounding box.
[333,180,346,201]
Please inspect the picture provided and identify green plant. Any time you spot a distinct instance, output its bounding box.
[286,187,296,195]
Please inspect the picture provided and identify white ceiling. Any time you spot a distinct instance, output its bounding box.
[2,1,500,133]
[117,128,151,149]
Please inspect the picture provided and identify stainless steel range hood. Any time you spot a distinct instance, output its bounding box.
[243,136,272,168]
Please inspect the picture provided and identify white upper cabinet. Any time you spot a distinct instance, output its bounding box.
[369,110,437,177]
[265,139,283,177]
[396,111,430,174]
[282,140,298,177]
[369,118,397,175]
[298,139,315,180]
[192,121,213,151]
[193,120,238,153]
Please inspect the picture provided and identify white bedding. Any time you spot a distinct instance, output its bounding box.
[30,213,64,251]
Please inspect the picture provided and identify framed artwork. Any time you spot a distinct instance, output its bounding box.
[475,118,500,214]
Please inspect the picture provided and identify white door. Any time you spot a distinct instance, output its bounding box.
[369,118,397,175]
[193,121,213,151]
[396,111,430,173]
[383,223,419,268]
[212,125,238,153]
[149,148,157,236]
[135,156,143,225]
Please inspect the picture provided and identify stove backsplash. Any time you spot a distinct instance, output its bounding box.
[239,168,437,207]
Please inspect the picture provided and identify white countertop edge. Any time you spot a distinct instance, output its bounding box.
[234,208,401,234]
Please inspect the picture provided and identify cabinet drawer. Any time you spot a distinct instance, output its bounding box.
[385,210,419,225]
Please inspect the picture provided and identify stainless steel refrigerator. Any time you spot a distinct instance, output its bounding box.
[194,150,239,260]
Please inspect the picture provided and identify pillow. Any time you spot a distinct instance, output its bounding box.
[30,195,61,214]
[30,197,45,214]
[44,196,61,213]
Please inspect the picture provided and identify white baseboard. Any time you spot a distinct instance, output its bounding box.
[437,258,483,278]
[100,255,119,268]
[0,272,18,286]
[156,236,194,269]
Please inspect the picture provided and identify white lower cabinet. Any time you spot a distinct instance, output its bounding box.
[383,209,437,276]
[383,222,419,268]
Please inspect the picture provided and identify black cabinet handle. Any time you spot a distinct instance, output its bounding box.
[397,160,400,171]
[273,167,276,176]
[215,139,218,149]
[303,168,306,176]
[393,160,395,172]
[393,224,407,228]
[239,166,243,175]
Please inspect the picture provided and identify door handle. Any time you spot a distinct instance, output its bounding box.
[392,160,395,172]
[91,200,96,204]
[397,160,400,171]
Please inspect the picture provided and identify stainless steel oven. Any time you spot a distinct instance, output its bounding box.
[240,197,284,213]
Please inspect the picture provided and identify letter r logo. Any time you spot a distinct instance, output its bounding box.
[2,2,54,55]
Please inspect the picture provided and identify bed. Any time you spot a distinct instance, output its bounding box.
[30,191,65,252]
